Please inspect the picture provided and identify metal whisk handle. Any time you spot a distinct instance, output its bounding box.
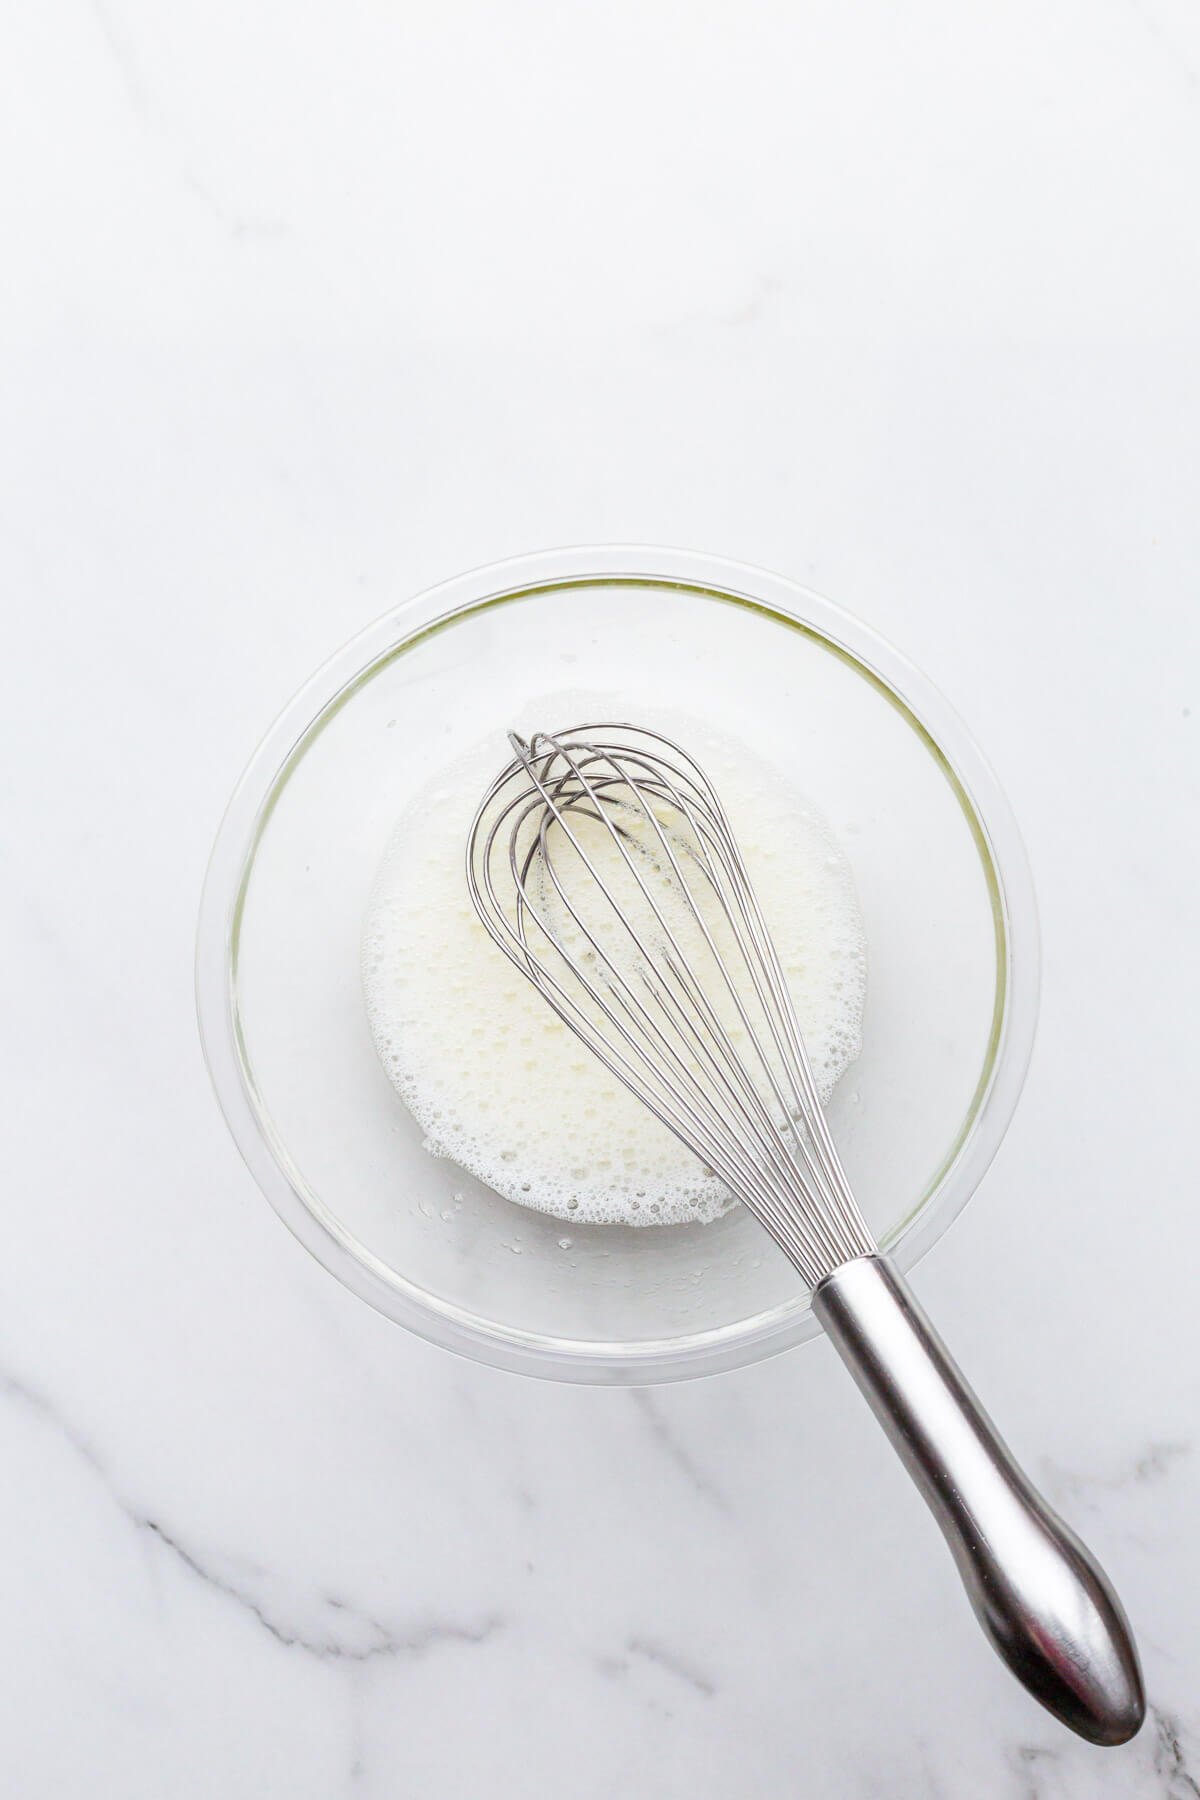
[813,1255,1145,1745]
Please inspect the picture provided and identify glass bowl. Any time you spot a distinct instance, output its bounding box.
[196,548,1038,1383]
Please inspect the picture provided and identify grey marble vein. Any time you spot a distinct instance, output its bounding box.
[1130,1442,1192,1484]
[597,1636,716,1698]
[89,0,287,239]
[625,1636,716,1697]
[1121,0,1200,91]
[89,0,150,116]
[720,274,785,330]
[629,1390,731,1514]
[1008,1743,1058,1800]
[141,1516,503,1664]
[1042,1439,1191,1504]
[1151,1706,1200,1800]
[1,1367,111,1481]
[1,1362,503,1666]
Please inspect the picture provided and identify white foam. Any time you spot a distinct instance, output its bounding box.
[363,715,866,1227]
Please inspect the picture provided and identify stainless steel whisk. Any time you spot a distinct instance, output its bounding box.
[467,722,1144,1745]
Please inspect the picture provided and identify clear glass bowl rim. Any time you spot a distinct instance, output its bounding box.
[196,546,1040,1385]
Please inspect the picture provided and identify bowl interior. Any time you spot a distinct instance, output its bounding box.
[219,571,1015,1378]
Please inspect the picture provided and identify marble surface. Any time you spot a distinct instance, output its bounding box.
[4,1,1200,1793]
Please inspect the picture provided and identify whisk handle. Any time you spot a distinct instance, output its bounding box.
[813,1254,1144,1745]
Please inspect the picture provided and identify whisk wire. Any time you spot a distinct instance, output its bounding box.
[467,723,875,1284]
[509,775,833,1270]
[531,735,862,1256]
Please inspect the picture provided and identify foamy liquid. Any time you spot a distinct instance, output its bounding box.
[363,720,866,1226]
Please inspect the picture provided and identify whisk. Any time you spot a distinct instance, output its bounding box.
[467,721,1144,1746]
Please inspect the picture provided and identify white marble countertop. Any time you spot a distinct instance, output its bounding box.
[4,2,1200,1793]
